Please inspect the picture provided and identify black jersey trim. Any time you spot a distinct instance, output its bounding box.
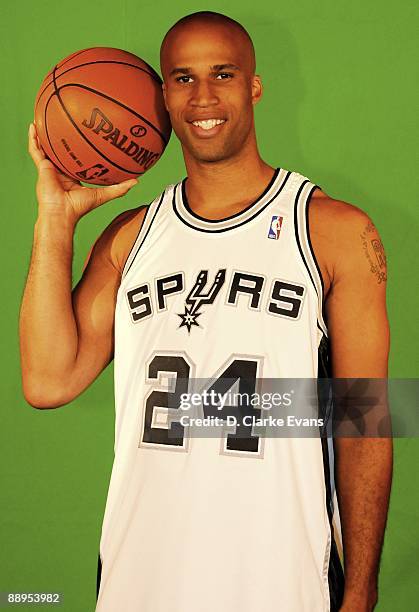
[329,539,345,612]
[181,167,280,223]
[123,191,165,277]
[294,181,327,335]
[318,335,345,611]
[294,180,317,294]
[305,185,328,334]
[172,170,291,233]
[96,552,102,600]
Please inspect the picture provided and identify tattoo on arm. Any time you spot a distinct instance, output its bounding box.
[360,223,387,284]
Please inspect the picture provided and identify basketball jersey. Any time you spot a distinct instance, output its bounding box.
[95,168,344,612]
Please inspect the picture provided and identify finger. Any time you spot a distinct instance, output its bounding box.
[28,123,46,167]
[91,179,138,208]
[35,133,43,152]
[33,124,43,152]
[29,123,45,158]
[28,124,72,189]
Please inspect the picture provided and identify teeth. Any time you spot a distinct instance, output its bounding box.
[192,119,225,130]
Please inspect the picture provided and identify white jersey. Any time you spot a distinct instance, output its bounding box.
[95,168,344,612]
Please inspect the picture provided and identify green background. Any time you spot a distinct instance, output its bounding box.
[1,0,418,610]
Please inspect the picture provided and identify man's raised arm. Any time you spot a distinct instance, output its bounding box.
[19,123,138,408]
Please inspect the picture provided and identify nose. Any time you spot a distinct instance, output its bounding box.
[190,79,219,107]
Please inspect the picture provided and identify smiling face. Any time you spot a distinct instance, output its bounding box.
[160,19,262,164]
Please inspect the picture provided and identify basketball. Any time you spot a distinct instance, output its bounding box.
[34,47,171,185]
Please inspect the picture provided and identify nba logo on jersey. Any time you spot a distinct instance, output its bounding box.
[268,215,283,240]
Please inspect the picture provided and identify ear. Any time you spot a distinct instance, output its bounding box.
[251,75,263,105]
[162,82,169,112]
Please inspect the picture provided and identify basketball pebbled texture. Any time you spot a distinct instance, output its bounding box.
[34,47,172,185]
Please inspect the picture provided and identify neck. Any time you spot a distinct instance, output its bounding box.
[182,138,275,219]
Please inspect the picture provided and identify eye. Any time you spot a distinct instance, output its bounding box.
[216,72,233,80]
[176,75,193,84]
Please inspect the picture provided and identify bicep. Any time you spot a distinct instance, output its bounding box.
[325,214,389,378]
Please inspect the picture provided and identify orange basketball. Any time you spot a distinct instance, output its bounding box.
[34,47,171,185]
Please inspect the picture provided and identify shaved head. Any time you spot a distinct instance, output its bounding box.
[160,11,256,78]
[159,11,262,165]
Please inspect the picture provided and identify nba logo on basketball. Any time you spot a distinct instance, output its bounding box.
[268,215,283,240]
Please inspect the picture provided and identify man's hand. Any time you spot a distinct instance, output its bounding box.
[28,122,137,223]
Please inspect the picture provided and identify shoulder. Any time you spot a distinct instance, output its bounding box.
[310,188,373,230]
[94,184,173,274]
[308,188,386,291]
[89,206,148,275]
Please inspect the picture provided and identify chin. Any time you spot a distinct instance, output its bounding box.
[194,152,230,163]
[186,142,238,164]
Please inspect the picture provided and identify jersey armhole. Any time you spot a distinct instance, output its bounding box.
[294,180,328,337]
[121,189,166,280]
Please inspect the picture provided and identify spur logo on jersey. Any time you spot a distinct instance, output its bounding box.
[268,215,284,240]
[126,269,306,332]
[178,269,226,332]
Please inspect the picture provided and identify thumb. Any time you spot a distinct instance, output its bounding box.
[92,178,138,208]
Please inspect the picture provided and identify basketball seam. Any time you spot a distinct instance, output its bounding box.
[55,59,162,85]
[35,59,162,114]
[44,86,79,179]
[49,69,155,177]
[35,49,89,112]
[57,48,90,71]
[56,81,168,146]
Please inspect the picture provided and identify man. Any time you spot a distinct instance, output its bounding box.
[20,11,392,612]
